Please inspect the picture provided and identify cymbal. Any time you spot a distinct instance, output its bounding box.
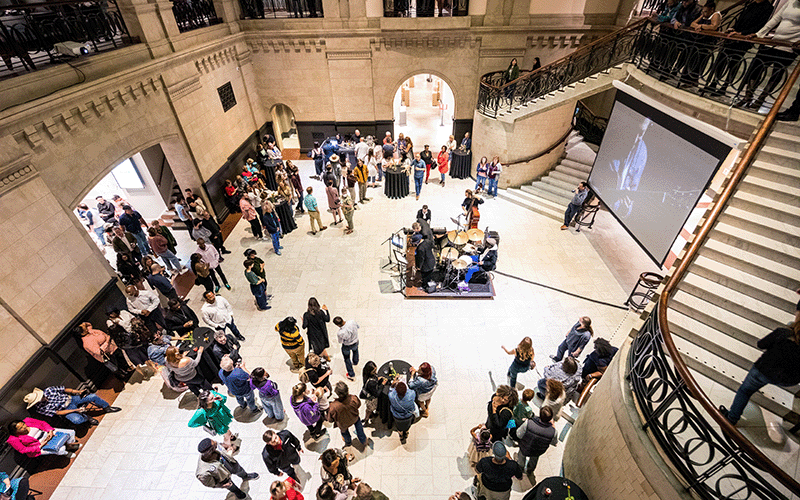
[467,229,484,241]
[447,231,469,245]
[452,256,472,270]
[440,247,460,261]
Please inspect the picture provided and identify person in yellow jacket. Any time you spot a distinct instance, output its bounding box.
[354,159,371,204]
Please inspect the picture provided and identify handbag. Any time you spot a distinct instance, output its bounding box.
[42,431,71,453]
[102,351,118,373]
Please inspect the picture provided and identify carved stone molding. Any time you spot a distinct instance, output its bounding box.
[527,34,586,49]
[165,75,202,101]
[375,35,479,51]
[479,48,525,58]
[245,37,325,54]
[195,46,237,74]
[0,154,37,197]
[326,50,371,60]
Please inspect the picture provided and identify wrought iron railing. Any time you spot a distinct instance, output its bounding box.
[171,0,222,33]
[478,15,798,119]
[383,0,468,17]
[0,0,134,78]
[634,0,750,32]
[629,302,796,500]
[238,0,323,19]
[573,100,608,145]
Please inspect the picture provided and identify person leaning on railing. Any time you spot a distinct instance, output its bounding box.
[734,0,800,110]
[719,318,800,425]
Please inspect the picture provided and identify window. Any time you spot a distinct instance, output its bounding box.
[218,82,236,112]
[110,159,144,190]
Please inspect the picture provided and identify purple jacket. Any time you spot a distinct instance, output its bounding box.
[291,396,321,426]
[250,378,280,398]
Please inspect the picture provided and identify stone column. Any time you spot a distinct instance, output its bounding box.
[213,0,242,29]
[116,0,173,58]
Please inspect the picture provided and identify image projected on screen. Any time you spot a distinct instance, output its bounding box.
[588,97,727,265]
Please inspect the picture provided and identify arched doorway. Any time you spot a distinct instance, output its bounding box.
[270,103,298,150]
[393,74,455,151]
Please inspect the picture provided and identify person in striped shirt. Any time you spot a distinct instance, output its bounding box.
[276,317,305,370]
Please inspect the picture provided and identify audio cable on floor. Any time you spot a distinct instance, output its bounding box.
[493,270,630,311]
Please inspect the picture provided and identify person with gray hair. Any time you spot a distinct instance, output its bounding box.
[219,355,259,413]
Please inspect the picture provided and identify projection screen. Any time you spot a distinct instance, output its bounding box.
[587,85,738,266]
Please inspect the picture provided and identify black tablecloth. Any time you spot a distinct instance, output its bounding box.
[275,201,297,234]
[525,477,588,500]
[450,150,471,179]
[384,170,409,199]
[339,147,357,170]
[179,327,221,383]
[378,360,413,378]
[261,159,281,191]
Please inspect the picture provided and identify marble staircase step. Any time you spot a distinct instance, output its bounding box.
[549,170,586,186]
[748,160,800,186]
[765,130,800,152]
[704,235,800,283]
[698,246,800,293]
[756,145,800,168]
[737,178,800,208]
[668,313,759,371]
[497,188,562,221]
[520,184,571,205]
[669,297,763,349]
[733,191,800,220]
[724,203,800,235]
[554,164,590,181]
[559,158,593,174]
[710,225,800,271]
[541,174,577,193]
[718,212,800,248]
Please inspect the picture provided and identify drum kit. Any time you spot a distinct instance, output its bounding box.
[438,227,486,290]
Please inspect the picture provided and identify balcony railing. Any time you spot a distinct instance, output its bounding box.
[171,0,222,33]
[383,0,468,17]
[238,0,323,19]
[0,0,135,79]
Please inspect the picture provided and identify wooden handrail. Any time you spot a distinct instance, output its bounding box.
[657,61,800,496]
[505,125,573,166]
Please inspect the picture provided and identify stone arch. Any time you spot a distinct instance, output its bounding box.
[268,103,297,151]
[389,69,460,119]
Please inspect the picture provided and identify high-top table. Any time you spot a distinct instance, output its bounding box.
[384,169,409,199]
[274,200,297,234]
[524,477,588,500]
[450,150,471,179]
[261,159,281,191]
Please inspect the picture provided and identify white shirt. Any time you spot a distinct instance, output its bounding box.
[336,320,359,346]
[202,296,234,329]
[447,139,457,151]
[126,290,160,315]
[247,191,262,209]
[195,244,220,269]
[354,142,370,162]
[757,0,800,49]
[107,310,134,332]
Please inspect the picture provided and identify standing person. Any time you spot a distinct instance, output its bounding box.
[474,156,489,193]
[320,448,358,495]
[720,319,800,425]
[328,381,367,447]
[151,219,177,254]
[304,187,327,234]
[118,205,151,255]
[411,153,426,200]
[333,317,359,380]
[192,219,213,243]
[536,357,582,401]
[541,379,567,422]
[244,248,268,290]
[165,346,212,396]
[210,329,241,367]
[276,317,305,370]
[270,477,304,500]
[341,187,355,235]
[262,429,302,482]
[77,321,133,378]
[199,210,230,255]
[503,58,520,103]
[303,297,331,359]
[147,264,181,302]
[486,385,518,442]
[502,337,535,388]
[240,195,264,240]
[304,352,332,391]
[414,236,436,289]
[361,361,389,423]
[437,145,449,185]
[326,180,343,226]
[551,317,593,361]
[355,137,370,168]
[125,285,165,333]
[388,381,416,444]
[373,142,385,183]
[461,132,472,151]
[263,205,283,256]
[189,390,238,452]
[311,141,325,177]
[467,424,493,472]
[475,442,523,500]
[77,203,106,244]
[191,253,214,293]
[354,159,370,203]
[486,157,502,198]
[397,133,407,162]
[366,148,379,187]
[416,205,431,223]
[286,161,305,213]
[195,438,258,500]
[175,198,195,234]
[96,196,117,224]
[345,166,358,208]
[446,135,457,154]
[250,367,284,420]
[291,383,326,439]
[195,238,230,292]
[420,145,434,184]
[219,356,259,414]
[110,226,141,263]
[515,406,556,480]
[561,182,589,230]
[582,338,619,379]
[201,290,245,341]
[246,185,264,222]
[244,259,270,311]
[408,362,437,417]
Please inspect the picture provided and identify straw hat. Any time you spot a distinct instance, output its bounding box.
[23,387,44,409]
[329,154,340,162]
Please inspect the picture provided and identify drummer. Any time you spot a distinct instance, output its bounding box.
[464,238,498,284]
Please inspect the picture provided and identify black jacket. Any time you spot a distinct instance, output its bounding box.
[210,334,241,365]
[97,200,116,221]
[164,303,199,336]
[416,209,431,223]
[754,328,800,386]
[262,430,301,474]
[732,0,773,35]
[517,417,556,457]
[201,217,222,237]
[415,239,436,272]
[420,150,433,166]
[482,249,498,271]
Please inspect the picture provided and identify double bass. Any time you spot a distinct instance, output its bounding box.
[468,205,480,229]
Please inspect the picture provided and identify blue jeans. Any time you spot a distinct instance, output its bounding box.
[235,390,258,412]
[507,362,530,388]
[64,393,109,425]
[157,250,181,271]
[464,255,480,283]
[93,227,106,244]
[727,366,788,424]
[269,232,281,254]
[250,282,268,310]
[564,203,581,226]
[414,176,424,196]
[487,177,498,197]
[131,230,151,255]
[377,165,384,181]
[341,342,359,377]
[258,393,285,420]
[341,417,367,446]
[226,319,242,339]
[475,175,486,191]
[553,340,569,362]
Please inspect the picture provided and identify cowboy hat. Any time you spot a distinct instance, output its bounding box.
[329,154,340,162]
[24,388,44,409]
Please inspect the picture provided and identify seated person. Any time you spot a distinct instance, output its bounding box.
[0,471,28,500]
[211,329,242,367]
[581,338,618,380]
[464,238,498,283]
[6,418,80,457]
[536,357,582,401]
[24,386,120,427]
[164,298,198,338]
[148,330,188,393]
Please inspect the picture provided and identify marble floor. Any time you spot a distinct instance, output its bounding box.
[51,158,640,500]
[394,75,455,151]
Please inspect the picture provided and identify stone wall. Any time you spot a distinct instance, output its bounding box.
[563,339,694,500]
